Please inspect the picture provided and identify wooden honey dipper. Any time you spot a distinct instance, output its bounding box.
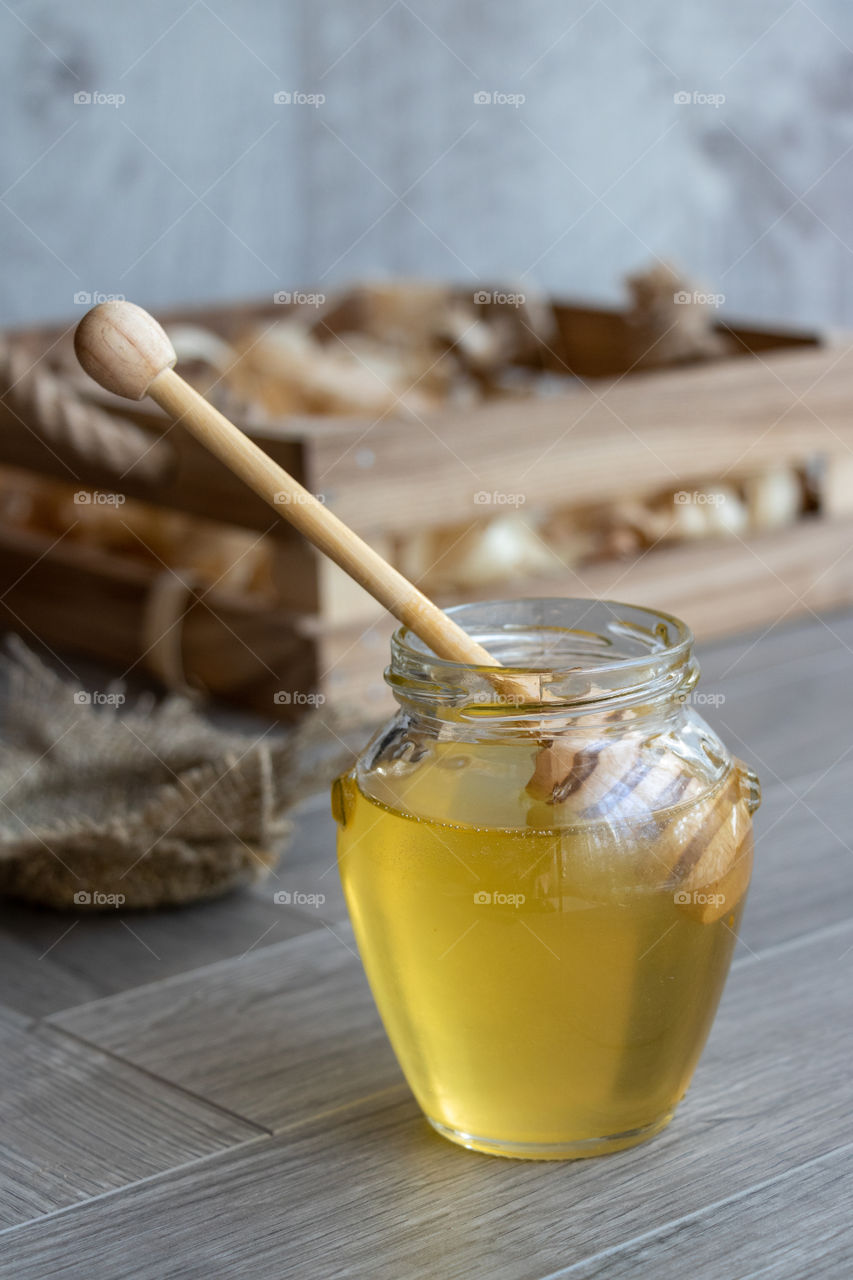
[74,303,535,694]
[74,302,754,923]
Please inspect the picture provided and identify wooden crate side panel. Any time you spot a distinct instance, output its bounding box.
[270,538,391,625]
[434,516,853,641]
[297,344,853,536]
[0,527,316,715]
[1,515,849,726]
[823,454,853,518]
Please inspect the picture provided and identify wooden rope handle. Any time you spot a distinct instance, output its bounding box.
[142,567,204,698]
[0,337,173,483]
[74,301,530,692]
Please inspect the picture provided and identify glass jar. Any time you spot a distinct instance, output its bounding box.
[332,599,760,1160]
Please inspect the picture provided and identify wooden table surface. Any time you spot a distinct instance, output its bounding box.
[1,611,851,1279]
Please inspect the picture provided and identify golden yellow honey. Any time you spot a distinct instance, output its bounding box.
[334,754,751,1158]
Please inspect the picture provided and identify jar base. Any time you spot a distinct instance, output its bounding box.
[426,1110,675,1160]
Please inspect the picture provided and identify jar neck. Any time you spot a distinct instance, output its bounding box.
[386,599,699,740]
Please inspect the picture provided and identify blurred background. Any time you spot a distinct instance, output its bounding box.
[0,0,851,732]
[1,0,852,329]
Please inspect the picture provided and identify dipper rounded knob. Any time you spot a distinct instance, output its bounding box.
[74,300,177,401]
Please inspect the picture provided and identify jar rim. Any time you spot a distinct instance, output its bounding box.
[388,598,696,714]
[393,597,692,673]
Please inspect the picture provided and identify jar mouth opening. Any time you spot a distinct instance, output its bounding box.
[388,598,696,714]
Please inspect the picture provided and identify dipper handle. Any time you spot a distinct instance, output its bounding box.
[74,300,524,685]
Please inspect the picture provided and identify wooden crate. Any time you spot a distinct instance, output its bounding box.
[0,296,849,722]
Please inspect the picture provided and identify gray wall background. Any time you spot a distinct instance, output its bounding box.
[1,0,851,331]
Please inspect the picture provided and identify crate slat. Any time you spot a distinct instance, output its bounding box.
[305,343,853,537]
[0,399,307,539]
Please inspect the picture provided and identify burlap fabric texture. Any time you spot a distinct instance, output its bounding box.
[0,640,345,910]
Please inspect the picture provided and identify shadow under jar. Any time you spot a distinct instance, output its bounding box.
[333,599,761,1160]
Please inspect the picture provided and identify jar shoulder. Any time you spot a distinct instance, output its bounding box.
[352,708,741,829]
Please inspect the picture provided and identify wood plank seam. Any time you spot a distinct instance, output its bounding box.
[0,1133,273,1242]
[41,919,340,1023]
[46,1018,413,1146]
[38,1022,274,1138]
[542,1139,853,1279]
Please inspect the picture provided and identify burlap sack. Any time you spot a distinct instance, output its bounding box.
[0,640,348,910]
